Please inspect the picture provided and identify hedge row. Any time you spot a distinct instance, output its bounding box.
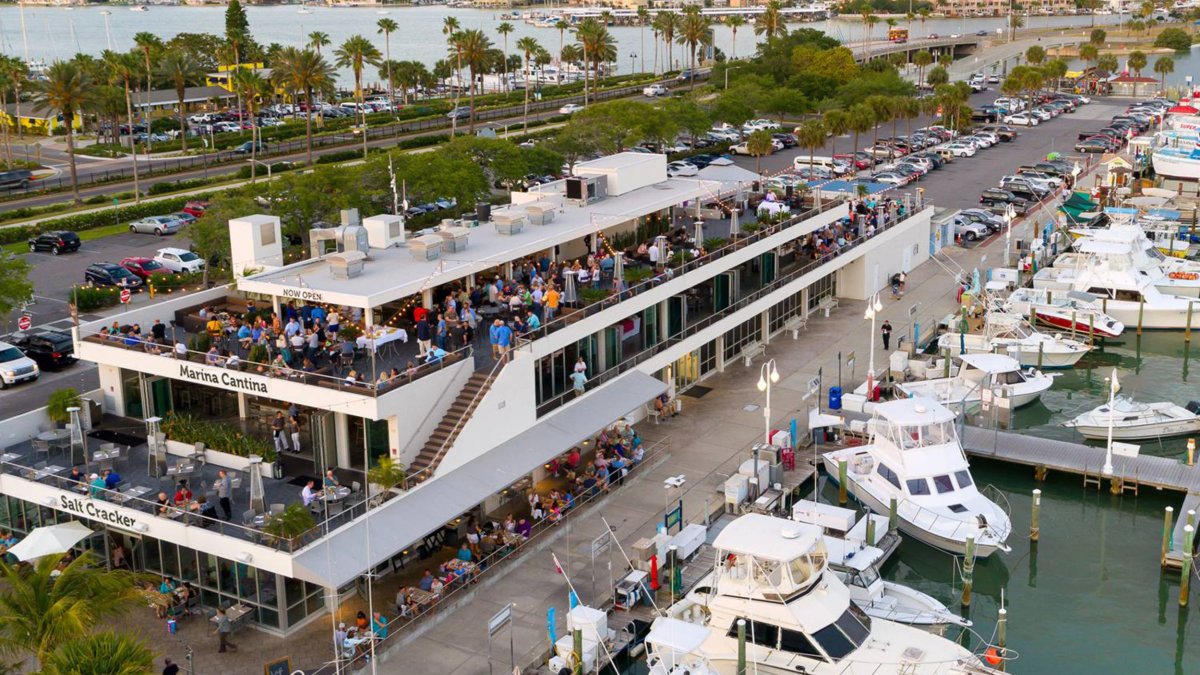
[0,195,198,245]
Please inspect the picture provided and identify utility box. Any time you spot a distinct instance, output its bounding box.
[363,214,405,248]
[229,214,282,276]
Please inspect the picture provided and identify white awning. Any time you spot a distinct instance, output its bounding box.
[291,370,667,587]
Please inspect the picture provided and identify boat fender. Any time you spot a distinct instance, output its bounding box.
[1168,271,1198,280]
[629,643,645,658]
[984,647,1004,665]
[1187,401,1200,416]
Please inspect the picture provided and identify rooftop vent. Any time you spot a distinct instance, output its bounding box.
[409,234,443,261]
[525,201,557,226]
[327,250,367,279]
[435,226,470,253]
[493,212,526,236]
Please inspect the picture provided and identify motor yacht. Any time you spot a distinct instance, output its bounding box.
[1063,396,1200,440]
[643,514,1002,674]
[937,311,1090,369]
[895,353,1052,410]
[823,398,1012,557]
[1059,225,1200,298]
[1003,288,1125,338]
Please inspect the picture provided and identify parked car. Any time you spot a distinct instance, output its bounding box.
[84,262,143,289]
[446,106,472,120]
[871,171,911,186]
[10,331,75,370]
[153,247,205,274]
[980,188,1030,214]
[1003,112,1039,126]
[27,230,80,255]
[943,141,977,157]
[1075,138,1111,153]
[120,256,171,281]
[171,211,197,225]
[0,169,33,190]
[233,141,268,154]
[128,215,184,236]
[643,84,669,97]
[181,200,208,218]
[960,208,1006,233]
[835,152,873,170]
[952,214,991,242]
[666,160,698,177]
[0,340,38,389]
[559,103,585,115]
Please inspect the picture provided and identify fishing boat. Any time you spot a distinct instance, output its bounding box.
[895,353,1053,410]
[1063,396,1200,440]
[823,398,1012,557]
[791,499,971,628]
[1066,224,1200,297]
[129,4,148,11]
[642,514,1003,674]
[1003,288,1125,337]
[937,312,1091,369]
[1152,146,1200,181]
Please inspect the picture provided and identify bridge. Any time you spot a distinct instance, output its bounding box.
[855,36,983,64]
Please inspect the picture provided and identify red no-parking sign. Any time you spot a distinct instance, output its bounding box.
[16,315,31,331]
[119,289,132,304]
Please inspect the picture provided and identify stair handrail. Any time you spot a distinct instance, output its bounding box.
[405,356,506,489]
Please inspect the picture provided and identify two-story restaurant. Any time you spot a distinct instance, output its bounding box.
[0,153,933,635]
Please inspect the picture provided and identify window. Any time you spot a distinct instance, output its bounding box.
[906,478,930,496]
[877,463,901,489]
[954,469,974,489]
[933,474,956,494]
[997,370,1025,385]
[779,627,826,659]
[727,618,779,649]
[812,622,855,659]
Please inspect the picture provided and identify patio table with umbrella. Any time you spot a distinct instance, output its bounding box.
[6,521,93,562]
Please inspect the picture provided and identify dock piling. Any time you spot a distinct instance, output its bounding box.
[1190,439,1196,467]
[1163,506,1175,566]
[838,460,848,505]
[1070,310,1077,341]
[1088,313,1095,343]
[1037,341,1043,370]
[997,607,1008,672]
[1181,525,1194,607]
[1138,296,1145,336]
[866,513,876,546]
[1030,489,1041,541]
[888,497,898,532]
[961,535,976,607]
[1188,302,1194,343]
[573,628,583,675]
[736,619,747,675]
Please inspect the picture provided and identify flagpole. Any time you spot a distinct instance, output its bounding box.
[389,155,398,216]
[1102,368,1117,476]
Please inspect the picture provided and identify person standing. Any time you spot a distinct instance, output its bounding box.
[881,320,893,351]
[162,658,179,675]
[898,270,907,296]
[216,469,233,521]
[289,416,302,455]
[271,412,289,455]
[214,606,237,653]
[415,315,432,358]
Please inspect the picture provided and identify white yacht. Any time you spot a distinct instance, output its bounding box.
[895,353,1052,410]
[1063,396,1200,440]
[823,398,1012,557]
[1032,245,1200,329]
[643,514,1002,674]
[937,311,1090,369]
[1003,288,1125,338]
[1060,226,1200,298]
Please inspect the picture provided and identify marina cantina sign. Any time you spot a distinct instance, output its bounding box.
[179,363,269,394]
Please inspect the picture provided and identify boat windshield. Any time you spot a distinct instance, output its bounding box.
[894,420,957,449]
[787,539,828,587]
[811,608,872,660]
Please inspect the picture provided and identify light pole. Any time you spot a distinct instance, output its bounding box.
[629,52,637,75]
[100,10,112,51]
[663,475,686,533]
[1003,203,1014,266]
[756,358,780,445]
[1102,369,1118,476]
[864,293,884,398]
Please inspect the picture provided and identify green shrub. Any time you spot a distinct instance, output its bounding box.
[579,287,611,305]
[1155,28,1192,51]
[46,388,81,425]
[0,195,199,245]
[186,332,212,353]
[148,179,210,195]
[338,325,363,340]
[161,411,276,462]
[69,285,121,311]
[149,271,202,292]
[247,344,269,365]
[316,149,363,165]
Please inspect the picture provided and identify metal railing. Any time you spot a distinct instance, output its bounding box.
[80,331,471,398]
[320,438,669,673]
[533,194,929,417]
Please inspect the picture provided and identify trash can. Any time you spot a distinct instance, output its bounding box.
[476,203,492,223]
[828,386,843,410]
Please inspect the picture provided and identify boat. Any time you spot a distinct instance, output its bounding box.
[1063,396,1200,440]
[822,398,1012,557]
[1003,288,1125,337]
[129,4,148,11]
[643,513,1004,674]
[937,311,1091,369]
[791,499,971,628]
[298,7,313,14]
[1061,224,1200,297]
[1152,145,1200,180]
[895,353,1053,410]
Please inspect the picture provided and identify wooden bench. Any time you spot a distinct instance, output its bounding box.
[784,315,808,339]
[740,342,766,367]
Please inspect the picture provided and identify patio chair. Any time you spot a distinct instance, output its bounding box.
[351,481,362,495]
[242,509,256,526]
[32,438,50,459]
[269,503,285,517]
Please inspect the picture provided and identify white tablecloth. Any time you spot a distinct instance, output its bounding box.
[357,327,408,352]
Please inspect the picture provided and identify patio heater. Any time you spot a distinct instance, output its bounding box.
[693,218,705,250]
[729,197,741,238]
[145,416,165,478]
[654,235,668,270]
[563,269,578,306]
[612,252,625,293]
[67,407,85,471]
[247,455,266,515]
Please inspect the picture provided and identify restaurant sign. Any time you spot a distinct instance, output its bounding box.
[279,287,325,302]
[58,494,139,530]
[178,363,268,394]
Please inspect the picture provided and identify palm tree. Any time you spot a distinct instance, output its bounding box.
[132,32,162,150]
[454,29,491,133]
[1097,53,1119,76]
[444,17,463,135]
[1025,45,1046,66]
[377,17,399,107]
[725,15,746,61]
[913,49,933,87]
[637,7,649,72]
[755,0,786,39]
[575,19,604,103]
[847,103,875,167]
[42,632,155,675]
[555,19,571,78]
[918,8,931,35]
[864,94,893,157]
[864,14,881,49]
[496,21,514,93]
[746,129,774,176]
[796,119,827,178]
[677,10,710,89]
[823,109,850,165]
[1078,42,1099,72]
[1128,50,1148,97]
[389,60,428,105]
[334,35,382,157]
[103,50,141,202]
[155,50,203,153]
[272,47,333,164]
[231,68,268,180]
[308,31,330,56]
[31,61,89,204]
[517,36,540,133]
[653,12,679,72]
[1154,55,1175,88]
[0,58,27,144]
[0,552,146,665]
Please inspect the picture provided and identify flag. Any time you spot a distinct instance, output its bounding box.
[568,591,578,610]
[547,607,557,645]
[1110,369,1120,395]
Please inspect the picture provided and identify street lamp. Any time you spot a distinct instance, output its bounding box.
[756,358,780,445]
[629,52,637,75]
[1102,369,1119,476]
[864,293,884,399]
[1003,203,1015,266]
[99,10,112,51]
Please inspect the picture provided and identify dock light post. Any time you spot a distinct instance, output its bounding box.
[1003,203,1015,266]
[864,293,883,399]
[757,359,780,445]
[1102,369,1119,477]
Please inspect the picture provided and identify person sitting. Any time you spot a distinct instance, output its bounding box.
[67,466,85,483]
[103,469,122,491]
[515,517,532,539]
[456,542,473,563]
[503,514,516,533]
[204,346,223,367]
[354,610,369,633]
[173,480,192,505]
[653,393,678,418]
[396,587,414,617]
[89,473,106,499]
[301,480,317,507]
[323,470,339,489]
[155,491,172,515]
[195,496,218,525]
[418,569,434,592]
[173,341,188,359]
[372,611,388,639]
[425,346,447,364]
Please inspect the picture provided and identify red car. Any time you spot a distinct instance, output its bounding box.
[181,200,208,218]
[120,257,171,281]
[834,153,873,170]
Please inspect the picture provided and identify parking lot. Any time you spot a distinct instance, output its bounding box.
[730,93,1130,211]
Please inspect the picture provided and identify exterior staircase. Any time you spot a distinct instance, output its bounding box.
[407,370,495,481]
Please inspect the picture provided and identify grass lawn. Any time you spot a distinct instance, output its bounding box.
[2,221,130,255]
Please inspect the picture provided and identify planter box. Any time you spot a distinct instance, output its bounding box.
[164,439,273,478]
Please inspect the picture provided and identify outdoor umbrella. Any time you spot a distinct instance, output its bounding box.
[7,521,92,562]
[649,554,660,590]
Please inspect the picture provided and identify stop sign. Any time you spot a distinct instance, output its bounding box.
[119,289,132,304]
[16,315,30,331]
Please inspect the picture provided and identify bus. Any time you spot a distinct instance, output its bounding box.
[888,27,909,43]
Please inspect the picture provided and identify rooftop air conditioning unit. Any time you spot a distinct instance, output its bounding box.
[565,175,607,203]
[525,201,557,226]
[493,212,526,236]
[363,215,405,248]
[435,226,470,253]
[327,250,367,279]
[409,234,443,261]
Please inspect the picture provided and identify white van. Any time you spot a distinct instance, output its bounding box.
[793,155,852,176]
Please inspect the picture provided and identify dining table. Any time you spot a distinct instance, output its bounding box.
[406,587,436,610]
[357,327,408,355]
[318,486,352,503]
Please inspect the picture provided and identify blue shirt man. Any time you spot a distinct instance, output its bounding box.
[104,470,122,490]
[495,323,513,348]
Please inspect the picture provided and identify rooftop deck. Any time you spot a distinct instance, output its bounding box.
[0,418,369,551]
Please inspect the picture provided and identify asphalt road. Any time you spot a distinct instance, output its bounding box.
[0,94,1133,421]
